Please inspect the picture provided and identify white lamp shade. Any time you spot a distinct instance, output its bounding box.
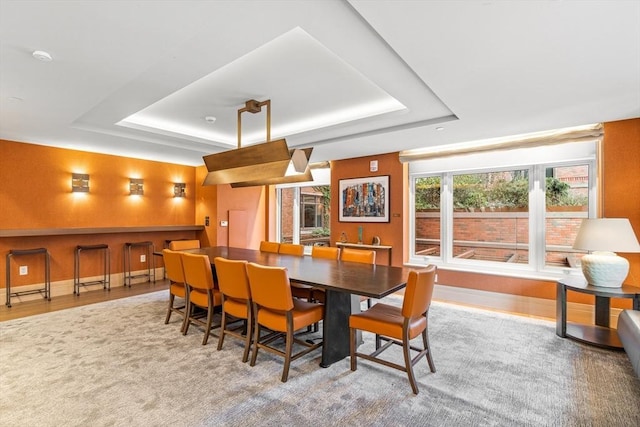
[573,218,640,287]
[572,218,640,253]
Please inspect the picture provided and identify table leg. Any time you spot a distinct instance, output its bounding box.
[594,296,610,327]
[556,283,567,337]
[321,290,361,367]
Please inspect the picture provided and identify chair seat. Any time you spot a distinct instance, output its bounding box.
[190,289,222,308]
[170,283,186,298]
[349,303,426,341]
[223,297,250,319]
[258,299,324,332]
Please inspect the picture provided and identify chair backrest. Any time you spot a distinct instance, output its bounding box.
[402,266,437,319]
[169,240,201,251]
[340,248,376,265]
[259,241,280,253]
[311,246,340,260]
[247,263,293,312]
[278,243,304,257]
[214,257,250,300]
[162,249,185,284]
[181,252,215,291]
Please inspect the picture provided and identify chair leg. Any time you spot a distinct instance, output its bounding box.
[165,293,175,324]
[202,305,214,345]
[182,299,192,336]
[350,327,357,371]
[422,328,436,373]
[217,310,227,351]
[375,333,382,350]
[242,308,253,363]
[403,330,419,395]
[250,322,260,367]
[282,328,293,382]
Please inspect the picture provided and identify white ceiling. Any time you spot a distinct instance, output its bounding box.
[1,0,638,167]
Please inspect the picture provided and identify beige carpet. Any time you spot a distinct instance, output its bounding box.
[1,291,639,426]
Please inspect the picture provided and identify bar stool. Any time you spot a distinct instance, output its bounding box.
[74,244,110,295]
[123,241,155,286]
[5,248,51,308]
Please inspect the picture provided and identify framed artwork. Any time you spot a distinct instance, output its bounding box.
[339,175,389,222]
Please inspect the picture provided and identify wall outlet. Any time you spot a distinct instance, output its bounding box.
[140,254,146,262]
[19,265,28,275]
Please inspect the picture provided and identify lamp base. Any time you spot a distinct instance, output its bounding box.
[580,251,629,288]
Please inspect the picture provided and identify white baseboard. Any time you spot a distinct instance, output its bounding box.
[433,284,623,328]
[0,268,163,305]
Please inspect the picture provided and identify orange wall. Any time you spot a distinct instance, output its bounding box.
[1,139,199,286]
[330,152,406,266]
[0,140,195,228]
[603,118,640,285]
[195,165,217,247]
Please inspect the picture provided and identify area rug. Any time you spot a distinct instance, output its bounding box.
[1,291,638,426]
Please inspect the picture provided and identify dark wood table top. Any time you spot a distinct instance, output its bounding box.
[558,277,640,298]
[187,246,415,299]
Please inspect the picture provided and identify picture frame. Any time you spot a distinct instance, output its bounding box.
[339,175,389,222]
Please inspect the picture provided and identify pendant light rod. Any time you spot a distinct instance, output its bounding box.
[237,99,271,148]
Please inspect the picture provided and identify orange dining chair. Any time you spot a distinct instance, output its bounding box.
[309,246,340,304]
[340,247,376,264]
[162,249,188,332]
[349,266,437,394]
[247,262,324,382]
[278,243,304,256]
[311,245,340,260]
[340,248,376,308]
[214,257,253,362]
[259,241,280,253]
[181,252,222,345]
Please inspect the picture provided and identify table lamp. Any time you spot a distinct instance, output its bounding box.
[572,218,640,287]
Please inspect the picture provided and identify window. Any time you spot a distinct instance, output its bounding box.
[409,141,597,277]
[278,186,331,248]
[276,167,331,251]
[301,193,325,229]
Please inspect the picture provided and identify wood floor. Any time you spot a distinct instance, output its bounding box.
[0,279,170,322]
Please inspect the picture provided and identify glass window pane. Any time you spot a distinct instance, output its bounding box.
[299,185,330,247]
[414,177,441,257]
[279,187,295,244]
[544,164,589,268]
[452,171,529,263]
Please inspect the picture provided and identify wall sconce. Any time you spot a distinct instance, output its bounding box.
[173,183,186,197]
[72,173,89,193]
[129,178,144,196]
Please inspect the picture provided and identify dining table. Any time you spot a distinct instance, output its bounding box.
[186,246,415,367]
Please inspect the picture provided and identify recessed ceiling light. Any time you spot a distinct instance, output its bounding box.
[205,116,216,123]
[32,50,53,62]
[435,127,444,131]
